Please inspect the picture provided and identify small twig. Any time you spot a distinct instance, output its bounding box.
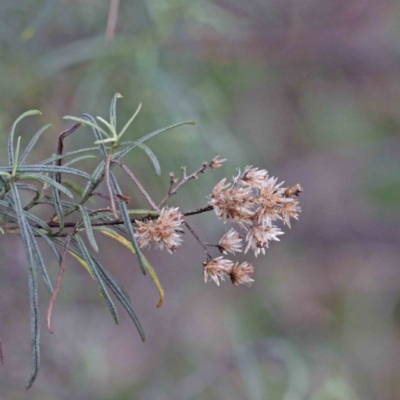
[0,337,3,365]
[158,163,208,208]
[105,0,120,44]
[184,221,212,260]
[47,233,72,333]
[105,154,118,218]
[3,205,214,232]
[56,123,82,184]
[91,192,112,201]
[183,205,213,217]
[111,159,159,211]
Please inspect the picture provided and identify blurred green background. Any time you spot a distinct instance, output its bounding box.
[1,0,400,399]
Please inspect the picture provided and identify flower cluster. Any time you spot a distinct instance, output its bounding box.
[205,166,302,285]
[134,207,184,254]
[133,159,301,288]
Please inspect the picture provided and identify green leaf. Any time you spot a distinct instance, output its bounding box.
[49,168,64,231]
[40,146,99,165]
[93,137,118,145]
[17,173,74,198]
[97,227,164,308]
[108,172,147,275]
[32,228,62,265]
[9,182,41,389]
[81,114,109,158]
[74,236,119,324]
[8,110,41,166]
[12,136,22,177]
[62,180,85,197]
[77,205,98,252]
[81,160,105,200]
[19,124,52,165]
[117,103,142,139]
[63,155,97,168]
[93,258,145,341]
[114,120,195,161]
[135,142,161,175]
[1,164,94,182]
[110,93,122,131]
[16,183,40,193]
[96,116,117,138]
[63,115,109,138]
[137,120,195,144]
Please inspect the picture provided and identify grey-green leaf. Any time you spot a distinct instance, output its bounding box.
[19,124,52,165]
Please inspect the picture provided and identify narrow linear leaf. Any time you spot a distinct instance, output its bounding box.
[68,249,93,278]
[0,201,51,234]
[2,165,94,182]
[110,93,122,131]
[63,154,97,168]
[19,124,51,164]
[9,182,40,389]
[51,236,93,279]
[0,198,53,293]
[50,169,64,231]
[96,116,116,138]
[108,172,146,274]
[78,205,98,252]
[40,146,99,165]
[8,110,41,165]
[32,228,62,265]
[93,258,145,341]
[93,138,117,145]
[25,267,40,390]
[18,173,73,198]
[24,211,52,234]
[63,115,109,139]
[12,136,22,176]
[135,142,161,175]
[62,180,85,197]
[97,227,164,307]
[16,183,39,193]
[81,160,105,200]
[118,103,142,139]
[81,114,108,158]
[28,224,54,295]
[74,236,119,324]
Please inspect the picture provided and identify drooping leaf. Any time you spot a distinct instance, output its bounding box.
[93,258,145,341]
[134,142,161,175]
[97,227,164,307]
[9,182,41,389]
[74,236,119,324]
[108,172,146,275]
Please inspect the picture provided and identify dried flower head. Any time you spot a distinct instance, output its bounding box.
[203,257,234,286]
[210,155,227,170]
[218,228,242,255]
[278,200,300,228]
[135,207,184,253]
[245,224,284,257]
[209,178,255,227]
[238,166,268,189]
[230,262,254,286]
